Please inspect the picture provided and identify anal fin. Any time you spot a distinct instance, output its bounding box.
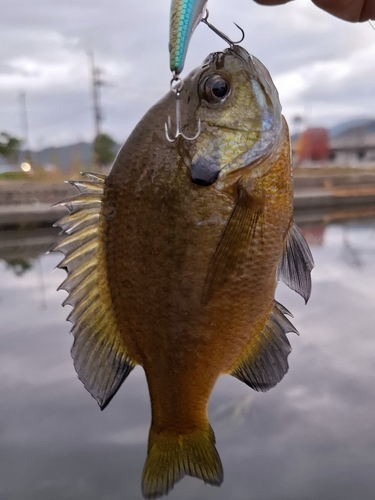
[231,301,298,392]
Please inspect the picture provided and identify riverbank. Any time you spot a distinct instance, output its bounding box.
[1,169,375,228]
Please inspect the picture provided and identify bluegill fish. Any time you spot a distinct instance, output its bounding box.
[53,45,314,499]
[169,0,207,74]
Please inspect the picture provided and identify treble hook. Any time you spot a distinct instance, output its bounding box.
[201,9,245,46]
[165,74,201,143]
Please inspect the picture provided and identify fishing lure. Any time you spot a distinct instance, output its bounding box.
[167,2,245,142]
[169,0,208,76]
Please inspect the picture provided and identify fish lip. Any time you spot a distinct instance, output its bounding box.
[190,159,220,186]
[191,173,219,186]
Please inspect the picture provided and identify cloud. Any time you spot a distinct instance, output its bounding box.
[0,0,374,147]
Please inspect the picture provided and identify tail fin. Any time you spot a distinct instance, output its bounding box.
[142,424,223,499]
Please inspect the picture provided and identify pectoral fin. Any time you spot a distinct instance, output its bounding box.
[53,173,135,409]
[278,221,314,303]
[203,188,263,303]
[231,301,298,391]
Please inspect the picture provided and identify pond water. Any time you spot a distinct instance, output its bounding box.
[1,214,375,500]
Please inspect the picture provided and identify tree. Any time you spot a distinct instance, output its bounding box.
[93,133,117,166]
[0,133,21,163]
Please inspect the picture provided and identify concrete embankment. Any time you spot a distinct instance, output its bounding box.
[1,172,375,228]
[293,171,375,225]
[0,181,75,228]
[293,172,375,209]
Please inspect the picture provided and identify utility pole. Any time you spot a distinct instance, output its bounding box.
[89,51,104,166]
[19,92,32,165]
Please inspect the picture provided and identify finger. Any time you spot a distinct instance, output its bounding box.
[253,1,293,5]
[254,0,375,21]
[312,0,375,22]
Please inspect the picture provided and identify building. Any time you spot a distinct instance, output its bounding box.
[294,128,329,161]
[329,120,375,163]
[292,119,375,166]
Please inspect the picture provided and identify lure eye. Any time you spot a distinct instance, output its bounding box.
[203,74,231,104]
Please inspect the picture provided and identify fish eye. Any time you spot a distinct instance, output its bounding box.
[203,74,231,104]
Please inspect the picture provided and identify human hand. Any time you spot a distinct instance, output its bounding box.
[253,0,375,22]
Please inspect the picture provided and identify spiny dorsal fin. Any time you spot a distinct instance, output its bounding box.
[53,172,135,409]
[278,220,314,303]
[203,188,263,303]
[231,301,298,392]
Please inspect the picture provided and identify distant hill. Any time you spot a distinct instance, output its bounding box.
[27,142,94,171]
[23,141,122,171]
[329,118,375,138]
[0,141,122,171]
[1,117,375,172]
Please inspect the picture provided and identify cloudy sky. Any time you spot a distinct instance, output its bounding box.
[1,0,375,149]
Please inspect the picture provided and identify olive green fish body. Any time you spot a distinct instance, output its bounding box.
[54,46,314,499]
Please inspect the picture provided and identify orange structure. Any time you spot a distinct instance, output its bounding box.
[294,128,329,161]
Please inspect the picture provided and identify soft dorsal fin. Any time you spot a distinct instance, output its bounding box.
[52,173,135,409]
[231,301,298,392]
[278,221,314,303]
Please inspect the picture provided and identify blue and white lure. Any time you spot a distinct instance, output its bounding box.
[169,0,208,76]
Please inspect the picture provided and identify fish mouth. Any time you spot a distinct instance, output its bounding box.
[190,158,220,186]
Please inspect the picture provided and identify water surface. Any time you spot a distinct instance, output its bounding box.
[1,217,375,500]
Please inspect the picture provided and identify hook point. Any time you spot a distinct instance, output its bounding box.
[201,10,245,46]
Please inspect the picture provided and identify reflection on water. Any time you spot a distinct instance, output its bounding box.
[0,227,60,277]
[1,214,375,499]
[5,259,33,276]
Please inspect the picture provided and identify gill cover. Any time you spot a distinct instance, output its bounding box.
[188,46,282,185]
